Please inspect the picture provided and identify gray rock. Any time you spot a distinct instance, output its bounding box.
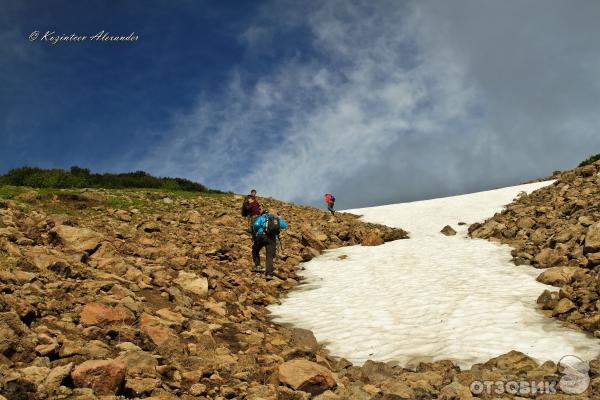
[440,225,457,236]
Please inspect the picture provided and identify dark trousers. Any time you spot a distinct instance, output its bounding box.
[252,235,277,276]
[327,202,335,215]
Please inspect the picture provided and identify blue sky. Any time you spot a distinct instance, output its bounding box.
[2,0,263,175]
[2,1,600,208]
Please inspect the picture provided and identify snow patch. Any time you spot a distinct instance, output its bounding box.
[269,181,600,369]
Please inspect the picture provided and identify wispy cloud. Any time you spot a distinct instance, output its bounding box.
[134,0,600,208]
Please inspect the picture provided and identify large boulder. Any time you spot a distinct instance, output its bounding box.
[43,362,74,392]
[140,313,181,353]
[482,351,539,372]
[142,325,177,347]
[290,328,319,352]
[301,225,326,251]
[79,303,135,326]
[533,248,566,268]
[360,360,395,383]
[173,271,209,297]
[553,298,577,316]
[51,225,104,254]
[584,222,600,253]
[536,267,576,286]
[278,359,336,395]
[117,349,158,377]
[71,359,126,395]
[17,366,51,387]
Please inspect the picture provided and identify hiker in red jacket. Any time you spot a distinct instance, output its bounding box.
[325,193,335,216]
[247,190,262,217]
[241,189,262,234]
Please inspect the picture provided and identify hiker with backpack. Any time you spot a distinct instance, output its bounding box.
[241,189,262,233]
[325,193,336,215]
[251,209,287,280]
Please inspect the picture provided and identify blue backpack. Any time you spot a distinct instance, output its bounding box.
[265,214,281,236]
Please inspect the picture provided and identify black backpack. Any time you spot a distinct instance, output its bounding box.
[265,214,281,236]
[241,197,250,217]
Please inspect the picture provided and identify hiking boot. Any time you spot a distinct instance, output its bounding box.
[252,266,261,273]
[265,274,273,281]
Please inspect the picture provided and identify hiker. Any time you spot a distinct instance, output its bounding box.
[251,209,287,280]
[241,189,262,233]
[325,193,336,215]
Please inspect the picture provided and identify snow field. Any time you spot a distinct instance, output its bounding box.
[269,181,600,368]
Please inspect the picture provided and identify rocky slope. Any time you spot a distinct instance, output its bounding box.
[470,160,600,337]
[1,186,599,399]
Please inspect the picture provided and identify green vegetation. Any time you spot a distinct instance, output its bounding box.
[104,194,151,209]
[579,154,600,167]
[0,166,217,192]
[0,185,26,199]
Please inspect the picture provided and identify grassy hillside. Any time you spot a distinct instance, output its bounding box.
[0,166,218,193]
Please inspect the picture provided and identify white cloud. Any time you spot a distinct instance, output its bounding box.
[136,0,600,208]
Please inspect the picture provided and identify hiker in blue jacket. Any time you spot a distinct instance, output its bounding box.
[252,210,287,279]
